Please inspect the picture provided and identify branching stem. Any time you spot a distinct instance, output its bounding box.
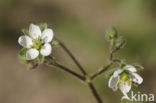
[54,39,103,103]
[56,38,87,75]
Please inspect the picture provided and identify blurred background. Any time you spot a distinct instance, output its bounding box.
[0,0,156,103]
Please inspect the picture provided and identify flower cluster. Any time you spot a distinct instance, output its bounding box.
[108,65,143,100]
[17,24,144,102]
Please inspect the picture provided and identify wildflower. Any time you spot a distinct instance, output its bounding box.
[18,24,54,60]
[108,65,143,100]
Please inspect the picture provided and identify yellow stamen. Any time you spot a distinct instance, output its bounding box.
[120,83,123,86]
[129,78,132,82]
[34,33,36,36]
[128,82,131,86]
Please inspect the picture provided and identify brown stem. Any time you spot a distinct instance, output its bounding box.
[45,59,85,81]
[53,38,103,103]
[88,83,103,103]
[56,38,87,75]
[91,62,113,80]
[110,40,126,61]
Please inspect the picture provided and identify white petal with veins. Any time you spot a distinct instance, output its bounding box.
[124,65,137,73]
[113,69,123,77]
[131,73,143,84]
[41,28,54,43]
[119,82,131,93]
[29,24,41,39]
[18,35,33,48]
[40,43,52,56]
[26,48,39,60]
[108,75,119,88]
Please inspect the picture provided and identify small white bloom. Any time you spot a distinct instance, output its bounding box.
[108,65,143,101]
[18,24,54,60]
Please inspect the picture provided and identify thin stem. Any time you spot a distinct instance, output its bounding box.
[55,62,85,80]
[88,83,103,103]
[110,40,126,61]
[56,38,87,75]
[91,62,113,80]
[53,38,103,103]
[45,59,85,81]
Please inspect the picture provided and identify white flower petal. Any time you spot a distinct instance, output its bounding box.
[124,65,137,73]
[131,73,143,84]
[113,69,123,77]
[18,35,33,48]
[40,43,52,56]
[119,82,131,93]
[41,28,54,43]
[112,85,118,91]
[108,75,119,88]
[26,48,39,60]
[29,24,41,39]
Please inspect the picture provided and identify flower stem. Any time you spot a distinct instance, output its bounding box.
[53,39,103,103]
[91,62,113,80]
[88,83,103,103]
[45,58,85,81]
[110,40,126,61]
[56,38,87,75]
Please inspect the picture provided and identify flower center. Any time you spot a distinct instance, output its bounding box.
[31,37,44,50]
[120,72,129,81]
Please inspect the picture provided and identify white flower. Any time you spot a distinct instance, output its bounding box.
[18,24,54,60]
[108,65,143,100]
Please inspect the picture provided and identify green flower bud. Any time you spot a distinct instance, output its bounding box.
[106,26,118,40]
[106,26,118,46]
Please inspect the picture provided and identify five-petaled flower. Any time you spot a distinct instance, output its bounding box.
[18,24,54,60]
[108,65,143,100]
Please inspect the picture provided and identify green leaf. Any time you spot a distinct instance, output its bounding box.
[18,48,28,63]
[22,29,29,36]
[134,64,144,71]
[39,23,48,31]
[51,40,59,47]
[38,54,45,64]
